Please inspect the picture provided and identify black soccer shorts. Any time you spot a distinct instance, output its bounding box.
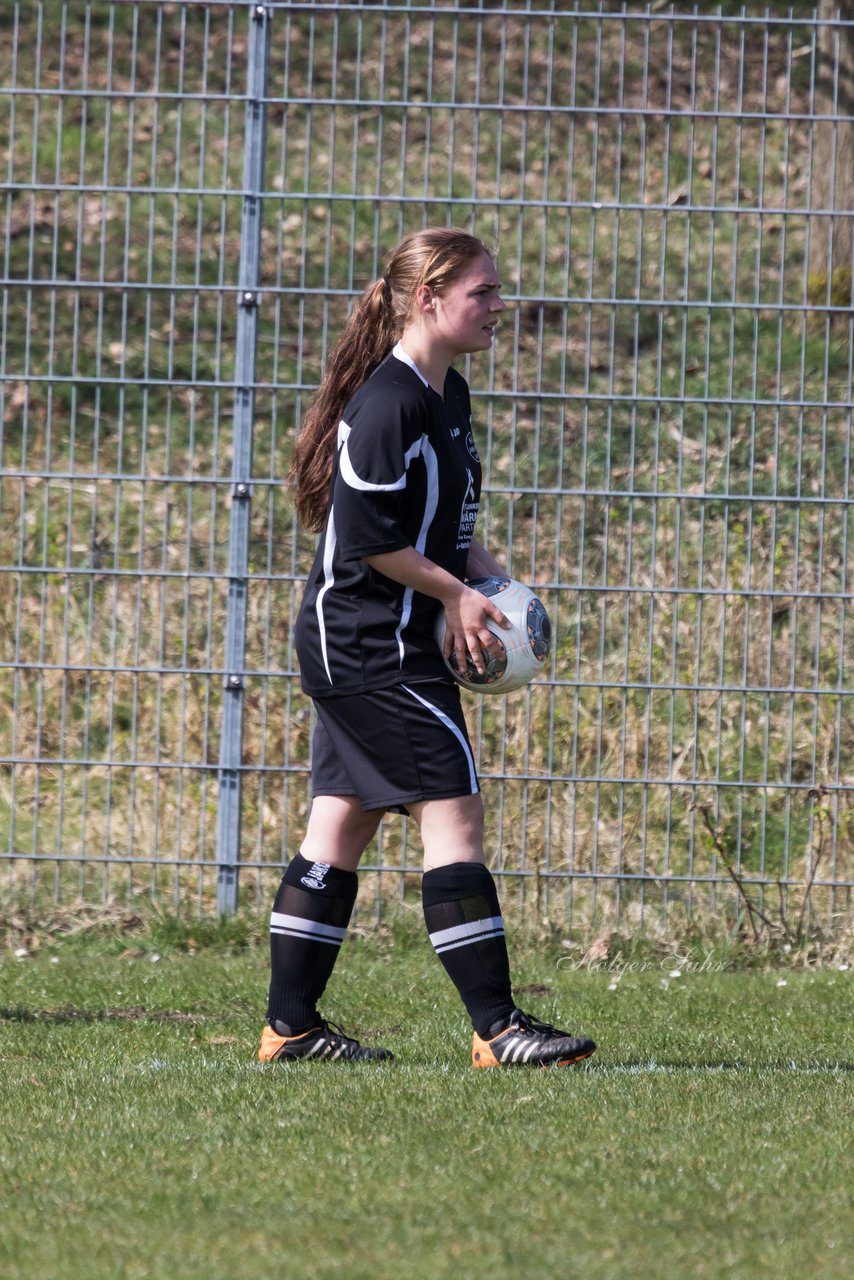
[310,679,480,812]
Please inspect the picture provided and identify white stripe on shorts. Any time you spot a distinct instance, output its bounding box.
[269,911,347,947]
[399,682,478,794]
[428,915,505,954]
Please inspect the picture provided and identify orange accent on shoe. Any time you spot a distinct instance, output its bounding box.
[258,1024,284,1062]
[471,1022,597,1069]
[258,1023,318,1062]
[471,1031,502,1068]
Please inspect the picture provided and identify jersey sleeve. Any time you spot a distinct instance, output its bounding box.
[331,390,427,560]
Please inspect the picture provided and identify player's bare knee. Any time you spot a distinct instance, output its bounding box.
[410,793,485,864]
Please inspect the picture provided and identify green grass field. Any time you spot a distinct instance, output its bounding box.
[2,920,852,1280]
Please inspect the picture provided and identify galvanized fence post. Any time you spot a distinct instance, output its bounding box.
[215,3,272,914]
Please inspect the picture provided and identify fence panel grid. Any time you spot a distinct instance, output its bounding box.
[2,0,852,931]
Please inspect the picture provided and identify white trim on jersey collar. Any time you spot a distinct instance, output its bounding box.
[392,341,430,388]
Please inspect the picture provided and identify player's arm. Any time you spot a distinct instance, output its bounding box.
[364,545,509,676]
[465,536,507,579]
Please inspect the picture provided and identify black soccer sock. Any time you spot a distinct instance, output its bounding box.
[422,861,515,1037]
[266,853,358,1032]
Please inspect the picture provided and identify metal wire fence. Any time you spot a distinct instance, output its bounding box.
[2,0,853,932]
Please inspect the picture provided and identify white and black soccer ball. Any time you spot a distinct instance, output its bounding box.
[434,575,551,695]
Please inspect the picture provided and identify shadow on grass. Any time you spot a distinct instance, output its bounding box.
[0,1005,210,1023]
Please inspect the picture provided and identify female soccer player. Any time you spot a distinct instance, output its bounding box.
[259,228,596,1068]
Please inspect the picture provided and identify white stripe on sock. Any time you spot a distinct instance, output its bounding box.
[435,928,505,955]
[270,926,344,946]
[429,916,504,952]
[270,910,347,945]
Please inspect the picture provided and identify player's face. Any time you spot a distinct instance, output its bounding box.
[430,252,506,356]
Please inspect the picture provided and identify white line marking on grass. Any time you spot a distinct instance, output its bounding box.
[593,1061,851,1075]
[126,1058,853,1077]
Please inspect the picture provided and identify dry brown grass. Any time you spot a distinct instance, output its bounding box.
[2,3,852,932]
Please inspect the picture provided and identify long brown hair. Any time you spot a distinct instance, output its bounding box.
[290,227,492,531]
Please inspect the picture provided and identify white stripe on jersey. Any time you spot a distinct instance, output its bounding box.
[269,911,347,946]
[428,915,505,954]
[316,510,339,685]
[338,420,427,494]
[321,419,441,678]
[394,435,439,666]
[400,682,479,794]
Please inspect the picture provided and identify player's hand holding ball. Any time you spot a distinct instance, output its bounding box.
[435,576,551,694]
[438,578,511,679]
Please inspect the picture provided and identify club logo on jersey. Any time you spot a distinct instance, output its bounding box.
[465,431,480,461]
[301,861,331,891]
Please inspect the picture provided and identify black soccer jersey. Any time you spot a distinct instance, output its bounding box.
[295,344,482,697]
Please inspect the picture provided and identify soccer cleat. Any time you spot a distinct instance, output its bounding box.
[471,1008,596,1068]
[258,1018,394,1063]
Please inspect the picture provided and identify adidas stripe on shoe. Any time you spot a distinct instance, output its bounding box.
[471,1008,596,1068]
[258,1019,394,1063]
